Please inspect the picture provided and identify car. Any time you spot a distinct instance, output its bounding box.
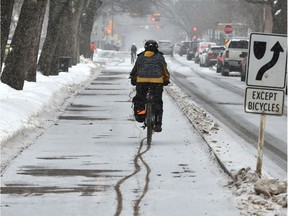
[239,51,248,81]
[179,41,193,56]
[194,42,216,64]
[158,40,174,56]
[221,38,249,76]
[186,41,201,60]
[200,46,225,67]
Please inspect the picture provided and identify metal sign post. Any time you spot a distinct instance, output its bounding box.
[245,33,287,177]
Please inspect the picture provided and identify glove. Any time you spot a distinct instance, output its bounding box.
[163,81,170,86]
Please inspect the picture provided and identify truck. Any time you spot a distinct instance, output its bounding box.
[220,38,249,76]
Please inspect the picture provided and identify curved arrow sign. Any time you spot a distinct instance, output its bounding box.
[256,41,284,80]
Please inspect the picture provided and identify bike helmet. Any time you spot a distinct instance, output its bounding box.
[144,40,158,51]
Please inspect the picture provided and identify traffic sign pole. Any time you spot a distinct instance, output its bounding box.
[256,114,266,177]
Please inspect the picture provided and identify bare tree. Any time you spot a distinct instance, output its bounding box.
[154,0,225,40]
[1,0,48,90]
[38,0,71,76]
[79,0,103,59]
[39,0,93,76]
[26,0,48,82]
[1,0,15,70]
[58,0,86,65]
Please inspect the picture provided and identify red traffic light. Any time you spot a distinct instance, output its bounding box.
[151,15,160,22]
[156,25,160,29]
[193,25,197,32]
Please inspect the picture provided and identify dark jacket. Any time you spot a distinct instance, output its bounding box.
[131,45,137,53]
[130,51,170,84]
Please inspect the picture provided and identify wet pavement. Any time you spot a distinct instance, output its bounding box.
[1,65,240,215]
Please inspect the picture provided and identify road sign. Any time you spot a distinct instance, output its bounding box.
[224,24,233,34]
[244,87,284,115]
[246,33,287,88]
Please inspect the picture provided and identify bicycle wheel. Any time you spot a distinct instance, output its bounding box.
[146,102,153,145]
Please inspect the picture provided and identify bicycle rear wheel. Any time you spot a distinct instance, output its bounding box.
[146,102,153,145]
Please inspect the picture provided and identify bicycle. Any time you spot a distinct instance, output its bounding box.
[143,88,156,145]
[131,52,136,64]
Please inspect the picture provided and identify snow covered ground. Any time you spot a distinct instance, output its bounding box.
[0,51,287,215]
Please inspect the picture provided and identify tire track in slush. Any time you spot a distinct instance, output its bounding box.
[114,89,151,216]
[114,139,151,216]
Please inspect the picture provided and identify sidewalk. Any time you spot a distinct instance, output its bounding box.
[1,63,242,216]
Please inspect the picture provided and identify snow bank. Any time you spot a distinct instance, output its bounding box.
[0,57,101,145]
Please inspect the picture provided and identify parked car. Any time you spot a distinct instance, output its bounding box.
[158,40,174,56]
[200,46,225,67]
[186,41,201,60]
[221,38,249,76]
[179,41,193,56]
[240,51,248,81]
[194,42,216,64]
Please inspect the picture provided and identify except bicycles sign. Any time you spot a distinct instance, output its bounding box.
[244,87,284,115]
[245,33,287,116]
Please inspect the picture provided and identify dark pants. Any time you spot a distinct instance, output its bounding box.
[133,83,163,124]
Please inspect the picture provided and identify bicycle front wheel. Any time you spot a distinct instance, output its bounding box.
[146,103,153,145]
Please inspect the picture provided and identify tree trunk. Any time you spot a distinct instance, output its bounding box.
[1,0,14,70]
[58,0,85,66]
[79,0,102,59]
[38,0,70,76]
[26,0,48,82]
[1,0,48,90]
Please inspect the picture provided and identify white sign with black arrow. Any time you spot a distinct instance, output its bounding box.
[245,33,287,115]
[246,33,287,88]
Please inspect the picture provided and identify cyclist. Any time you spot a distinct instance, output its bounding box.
[131,43,137,64]
[129,40,170,132]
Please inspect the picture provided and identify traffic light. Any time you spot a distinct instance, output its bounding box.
[193,25,198,32]
[151,13,160,22]
[155,25,160,29]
